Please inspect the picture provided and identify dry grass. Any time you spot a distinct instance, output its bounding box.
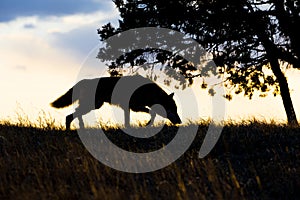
[0,116,299,199]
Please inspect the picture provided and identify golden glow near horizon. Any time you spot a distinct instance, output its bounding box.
[1,5,300,127]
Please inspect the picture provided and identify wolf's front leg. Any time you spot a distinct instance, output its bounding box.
[145,109,156,126]
[78,116,84,129]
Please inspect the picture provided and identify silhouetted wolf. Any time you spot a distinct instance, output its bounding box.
[51,75,181,129]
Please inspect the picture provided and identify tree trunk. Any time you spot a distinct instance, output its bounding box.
[247,1,299,126]
[269,56,298,125]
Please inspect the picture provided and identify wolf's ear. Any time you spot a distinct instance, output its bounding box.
[169,93,174,98]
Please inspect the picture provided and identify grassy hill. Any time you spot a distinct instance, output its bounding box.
[0,121,299,199]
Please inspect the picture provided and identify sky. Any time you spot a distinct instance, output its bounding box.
[0,0,300,127]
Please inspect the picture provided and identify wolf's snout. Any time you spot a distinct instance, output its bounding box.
[168,112,182,124]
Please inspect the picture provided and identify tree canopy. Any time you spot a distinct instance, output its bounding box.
[97,0,300,125]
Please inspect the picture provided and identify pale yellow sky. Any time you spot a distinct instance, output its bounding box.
[1,4,300,127]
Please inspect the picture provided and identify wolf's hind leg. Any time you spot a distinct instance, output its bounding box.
[73,108,88,129]
[66,113,84,130]
[66,107,89,130]
[66,114,74,130]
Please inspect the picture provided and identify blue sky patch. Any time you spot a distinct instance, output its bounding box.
[0,0,109,22]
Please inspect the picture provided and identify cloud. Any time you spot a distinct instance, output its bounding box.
[46,8,119,61]
[0,2,119,59]
[50,24,100,59]
[14,65,27,71]
[0,0,112,22]
[23,23,36,29]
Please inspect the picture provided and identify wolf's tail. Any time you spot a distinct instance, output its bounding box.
[51,88,75,108]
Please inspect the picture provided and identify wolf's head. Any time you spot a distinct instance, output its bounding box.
[153,93,182,125]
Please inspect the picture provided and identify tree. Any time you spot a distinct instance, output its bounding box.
[97,0,299,125]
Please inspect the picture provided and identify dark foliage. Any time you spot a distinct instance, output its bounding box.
[97,0,300,124]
